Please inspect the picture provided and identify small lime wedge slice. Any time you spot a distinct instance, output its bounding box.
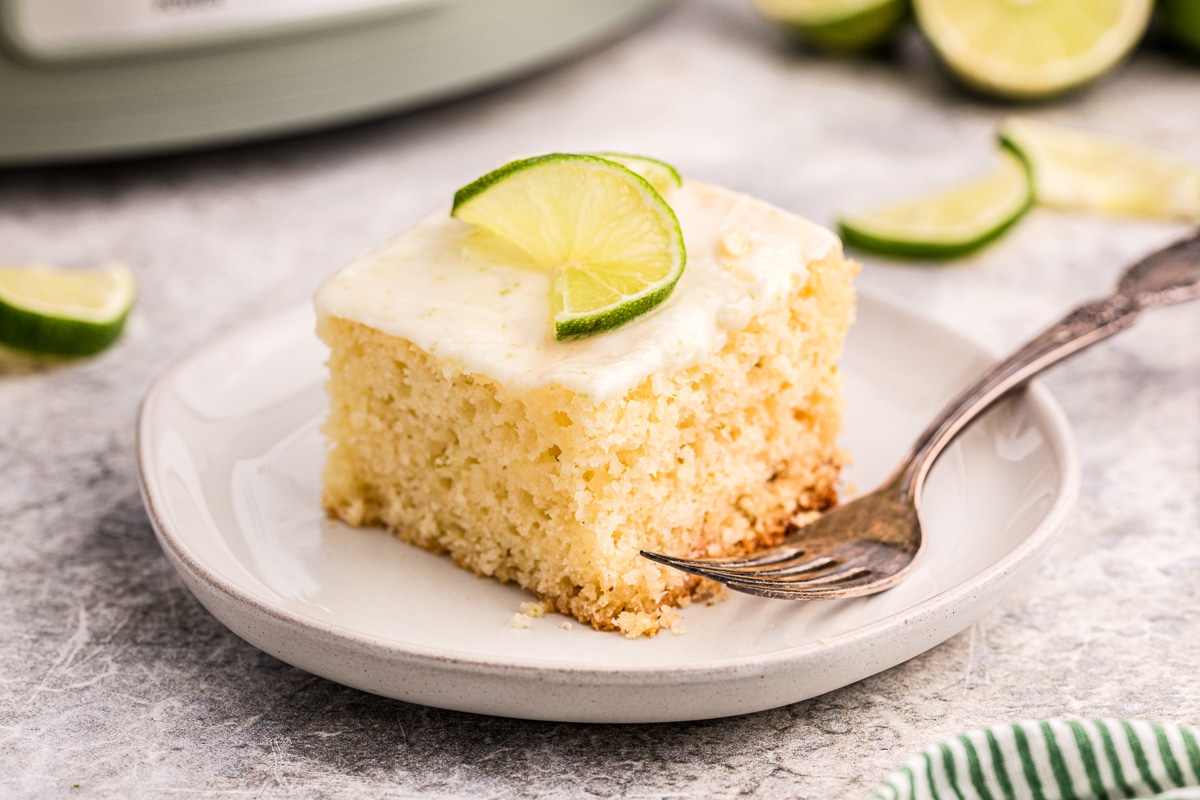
[838,147,1032,259]
[452,154,686,341]
[0,263,136,356]
[1000,117,1200,221]
[755,0,909,52]
[914,0,1152,98]
[588,153,683,197]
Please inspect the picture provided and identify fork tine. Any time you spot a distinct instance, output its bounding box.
[690,563,870,589]
[638,544,808,571]
[683,554,839,578]
[718,566,876,599]
[676,561,854,592]
[721,577,876,600]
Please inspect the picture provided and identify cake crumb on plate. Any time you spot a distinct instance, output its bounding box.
[520,601,549,618]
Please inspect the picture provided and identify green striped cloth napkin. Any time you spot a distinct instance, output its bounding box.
[873,719,1200,799]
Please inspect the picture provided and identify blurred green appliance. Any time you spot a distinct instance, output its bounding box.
[0,0,663,165]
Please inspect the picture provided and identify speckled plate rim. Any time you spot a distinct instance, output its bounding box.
[136,289,1080,722]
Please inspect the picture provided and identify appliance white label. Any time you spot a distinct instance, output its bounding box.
[6,0,433,59]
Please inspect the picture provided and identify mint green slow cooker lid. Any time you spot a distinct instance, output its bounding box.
[0,0,664,166]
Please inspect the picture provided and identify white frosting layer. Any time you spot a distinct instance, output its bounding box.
[314,180,838,401]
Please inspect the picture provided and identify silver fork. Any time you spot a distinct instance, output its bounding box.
[640,231,1200,600]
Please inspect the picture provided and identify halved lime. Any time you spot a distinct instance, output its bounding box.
[589,153,683,197]
[838,146,1032,259]
[0,264,136,356]
[1000,117,1200,221]
[914,0,1153,99]
[756,0,909,52]
[452,154,686,340]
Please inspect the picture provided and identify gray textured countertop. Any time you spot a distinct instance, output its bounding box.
[3,1,1199,797]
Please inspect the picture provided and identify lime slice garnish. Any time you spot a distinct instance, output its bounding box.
[914,0,1153,99]
[838,146,1032,259]
[451,154,686,341]
[0,264,136,356]
[588,153,683,197]
[1000,117,1200,221]
[755,0,909,52]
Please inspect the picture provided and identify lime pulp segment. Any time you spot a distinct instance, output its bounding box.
[914,0,1153,98]
[0,263,136,356]
[838,146,1032,259]
[451,154,686,341]
[999,117,1200,221]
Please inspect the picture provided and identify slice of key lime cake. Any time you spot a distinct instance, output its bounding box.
[315,154,858,637]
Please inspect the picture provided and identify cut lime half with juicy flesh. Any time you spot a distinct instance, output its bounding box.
[452,154,686,341]
[838,146,1032,259]
[1000,117,1200,221]
[756,0,909,52]
[914,0,1153,99]
[0,263,136,356]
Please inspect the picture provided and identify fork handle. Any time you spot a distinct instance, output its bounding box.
[895,293,1141,501]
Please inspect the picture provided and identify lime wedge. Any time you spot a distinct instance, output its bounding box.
[914,0,1153,98]
[0,264,136,356]
[452,154,686,341]
[1160,0,1200,55]
[755,0,909,52]
[588,153,683,197]
[838,147,1032,259]
[1000,117,1200,221]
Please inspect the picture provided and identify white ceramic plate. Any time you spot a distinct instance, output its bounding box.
[137,291,1079,723]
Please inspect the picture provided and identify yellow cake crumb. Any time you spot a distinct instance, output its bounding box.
[520,601,549,618]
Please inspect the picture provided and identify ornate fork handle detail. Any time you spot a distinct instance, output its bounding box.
[895,230,1200,501]
[896,294,1141,502]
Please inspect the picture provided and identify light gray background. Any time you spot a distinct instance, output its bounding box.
[2,1,1198,797]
